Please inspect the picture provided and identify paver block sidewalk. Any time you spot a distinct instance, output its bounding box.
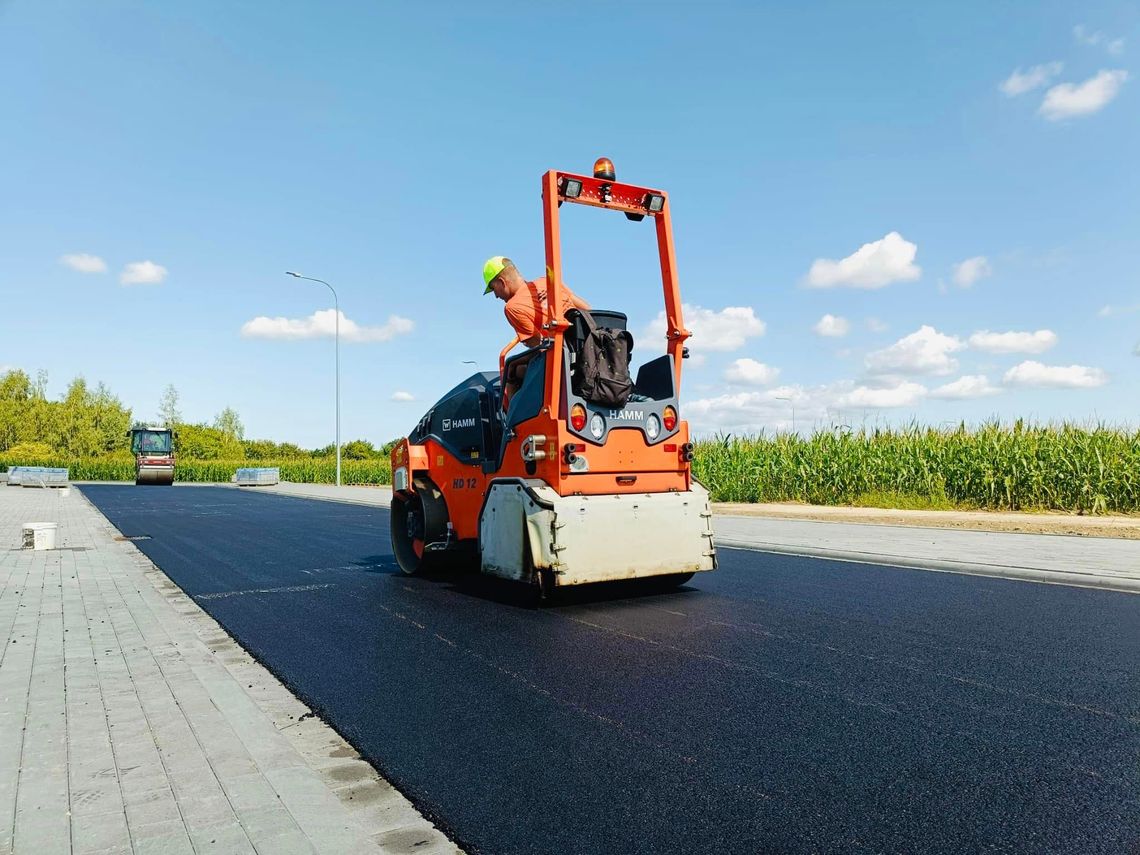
[0,486,461,855]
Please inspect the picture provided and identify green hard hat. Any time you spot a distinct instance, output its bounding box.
[483,256,509,294]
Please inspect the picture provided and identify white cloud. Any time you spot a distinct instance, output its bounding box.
[866,317,889,333]
[241,309,414,343]
[968,329,1057,354]
[1039,70,1129,120]
[931,375,1001,399]
[1098,303,1140,318]
[805,232,921,289]
[685,384,824,431]
[391,391,416,402]
[644,304,765,352]
[725,358,780,386]
[1074,24,1101,47]
[951,255,992,287]
[1000,62,1063,96]
[866,325,965,376]
[1003,360,1107,389]
[685,389,800,431]
[813,314,850,337]
[60,253,107,274]
[120,260,168,285]
[685,377,930,433]
[837,381,927,409]
[1074,25,1123,55]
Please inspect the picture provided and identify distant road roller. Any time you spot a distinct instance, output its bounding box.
[391,159,716,594]
[128,426,176,485]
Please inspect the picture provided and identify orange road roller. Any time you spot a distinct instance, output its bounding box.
[390,159,717,594]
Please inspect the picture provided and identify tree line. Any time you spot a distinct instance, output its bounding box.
[0,371,395,461]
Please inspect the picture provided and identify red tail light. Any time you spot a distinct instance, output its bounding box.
[571,403,587,431]
[663,406,677,432]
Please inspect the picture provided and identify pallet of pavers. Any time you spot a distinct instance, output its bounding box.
[234,467,280,486]
[8,466,70,488]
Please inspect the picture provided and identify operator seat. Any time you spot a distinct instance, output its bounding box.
[502,344,545,390]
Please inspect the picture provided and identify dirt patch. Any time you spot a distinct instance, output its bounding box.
[712,502,1140,540]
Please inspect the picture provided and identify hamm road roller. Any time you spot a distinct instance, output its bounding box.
[390,159,716,595]
[128,426,176,485]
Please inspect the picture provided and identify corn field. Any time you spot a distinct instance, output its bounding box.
[4,423,1139,513]
[691,423,1140,513]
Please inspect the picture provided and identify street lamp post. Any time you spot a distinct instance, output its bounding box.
[286,271,341,487]
[775,395,795,434]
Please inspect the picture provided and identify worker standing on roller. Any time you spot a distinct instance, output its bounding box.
[483,256,591,347]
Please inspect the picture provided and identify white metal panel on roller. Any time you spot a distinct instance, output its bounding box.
[480,480,716,586]
[480,481,551,581]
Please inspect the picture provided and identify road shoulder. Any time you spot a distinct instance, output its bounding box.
[714,501,1140,539]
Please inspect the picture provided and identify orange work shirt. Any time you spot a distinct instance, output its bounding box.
[504,277,580,341]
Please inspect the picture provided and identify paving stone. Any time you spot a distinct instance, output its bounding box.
[68,778,123,817]
[129,823,195,855]
[70,808,131,853]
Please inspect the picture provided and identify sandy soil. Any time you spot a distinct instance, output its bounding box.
[711,502,1140,539]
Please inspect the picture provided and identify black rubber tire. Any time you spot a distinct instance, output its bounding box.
[390,476,449,575]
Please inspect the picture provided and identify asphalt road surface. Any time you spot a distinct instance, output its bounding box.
[80,485,1140,855]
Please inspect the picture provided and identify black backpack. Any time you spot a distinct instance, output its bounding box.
[572,311,634,408]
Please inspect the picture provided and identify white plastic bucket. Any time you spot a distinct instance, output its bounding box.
[22,522,57,550]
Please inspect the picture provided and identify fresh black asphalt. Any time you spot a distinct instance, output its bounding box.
[79,484,1140,854]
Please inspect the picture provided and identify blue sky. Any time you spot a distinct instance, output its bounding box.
[2,1,1137,446]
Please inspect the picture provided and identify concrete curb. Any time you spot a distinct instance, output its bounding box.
[716,538,1140,595]
[253,487,392,509]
